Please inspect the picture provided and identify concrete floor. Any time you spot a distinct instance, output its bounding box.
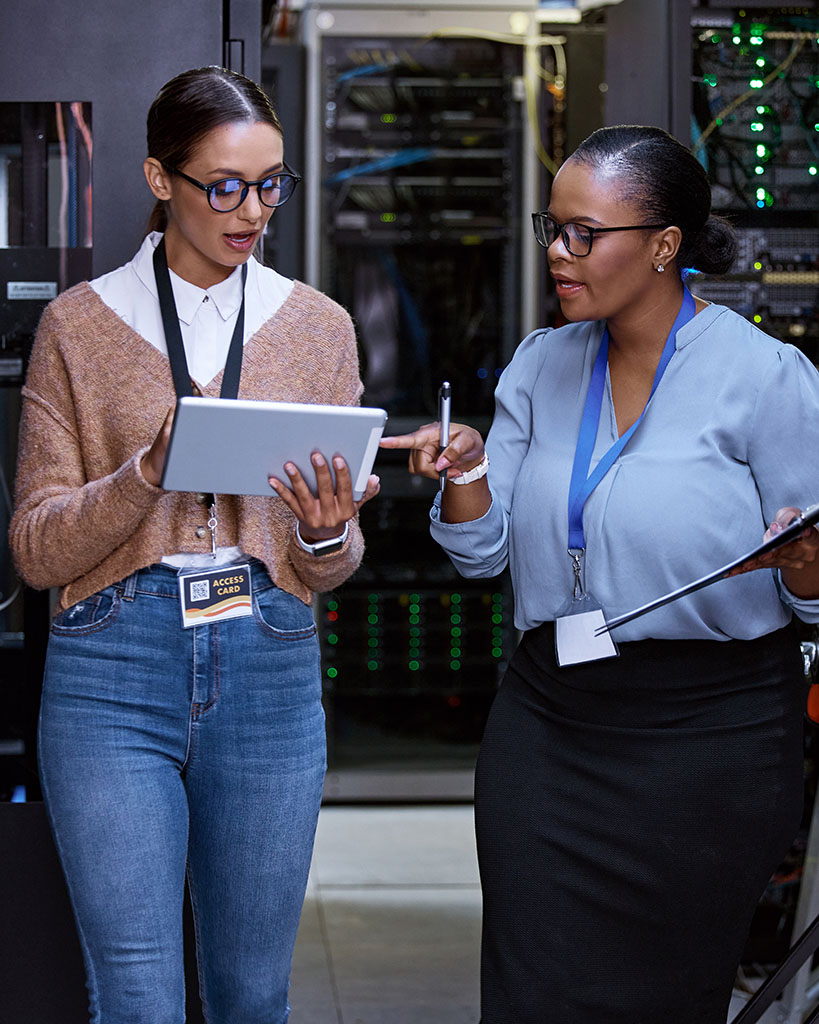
[289,805,482,1024]
[287,805,785,1024]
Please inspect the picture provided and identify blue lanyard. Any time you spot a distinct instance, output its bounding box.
[567,288,695,552]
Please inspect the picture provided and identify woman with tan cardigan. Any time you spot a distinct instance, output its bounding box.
[10,66,377,1024]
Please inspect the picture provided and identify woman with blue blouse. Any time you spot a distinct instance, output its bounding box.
[381,125,819,1024]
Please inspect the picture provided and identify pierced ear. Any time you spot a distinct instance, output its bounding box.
[143,158,173,201]
[655,225,682,266]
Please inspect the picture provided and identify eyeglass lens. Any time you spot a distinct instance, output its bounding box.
[534,215,593,255]
[210,174,297,212]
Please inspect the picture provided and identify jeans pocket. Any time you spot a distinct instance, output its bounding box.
[51,587,121,636]
[252,585,318,641]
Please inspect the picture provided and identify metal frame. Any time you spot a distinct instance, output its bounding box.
[301,2,543,333]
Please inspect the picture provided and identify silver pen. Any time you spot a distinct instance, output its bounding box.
[438,381,451,492]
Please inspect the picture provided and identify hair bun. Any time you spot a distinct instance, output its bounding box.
[681,215,737,277]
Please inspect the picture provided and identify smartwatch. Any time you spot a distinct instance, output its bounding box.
[296,522,349,556]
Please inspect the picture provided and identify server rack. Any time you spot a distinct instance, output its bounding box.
[687,6,819,1020]
[300,3,559,799]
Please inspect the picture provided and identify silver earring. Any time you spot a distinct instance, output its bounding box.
[656,264,665,273]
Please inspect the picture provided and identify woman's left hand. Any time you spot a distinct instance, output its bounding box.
[727,507,819,596]
[268,451,380,543]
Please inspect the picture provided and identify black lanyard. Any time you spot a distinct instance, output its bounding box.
[152,236,248,399]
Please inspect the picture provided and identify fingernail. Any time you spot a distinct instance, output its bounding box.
[333,456,345,470]
[285,462,296,474]
[312,453,325,466]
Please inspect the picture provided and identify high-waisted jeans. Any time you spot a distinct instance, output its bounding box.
[38,560,327,1024]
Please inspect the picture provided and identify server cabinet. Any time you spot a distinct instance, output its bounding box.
[300,3,549,800]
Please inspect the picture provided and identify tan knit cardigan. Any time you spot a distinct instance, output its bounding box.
[10,280,366,613]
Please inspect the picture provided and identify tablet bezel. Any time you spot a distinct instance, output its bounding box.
[160,396,388,501]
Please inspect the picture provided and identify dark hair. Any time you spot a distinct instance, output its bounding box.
[570,125,736,276]
[146,66,284,233]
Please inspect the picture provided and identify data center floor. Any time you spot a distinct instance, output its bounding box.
[288,805,774,1024]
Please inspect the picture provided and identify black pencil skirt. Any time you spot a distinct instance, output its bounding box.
[475,622,805,1024]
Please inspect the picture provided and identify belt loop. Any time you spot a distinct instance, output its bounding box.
[122,570,139,601]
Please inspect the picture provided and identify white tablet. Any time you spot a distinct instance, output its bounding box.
[160,397,388,501]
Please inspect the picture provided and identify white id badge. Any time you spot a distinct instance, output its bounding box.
[555,594,619,667]
[178,564,253,629]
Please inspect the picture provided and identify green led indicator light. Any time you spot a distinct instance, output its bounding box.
[809,166,818,176]
[327,667,338,679]
[754,166,764,175]
[367,660,379,671]
[409,603,419,614]
[451,626,461,637]
[451,593,461,604]
[450,660,461,671]
[749,79,764,90]
[409,614,420,624]
[732,35,741,45]
[450,614,461,624]
[703,74,717,87]
[756,145,767,158]
[381,113,397,124]
[409,660,420,671]
[327,634,338,645]
[492,613,503,624]
[753,261,763,270]
[368,637,379,648]
[327,600,338,611]
[750,122,764,132]
[492,647,503,658]
[753,314,763,324]
[410,626,420,637]
[711,34,720,44]
[367,613,378,625]
[755,58,765,68]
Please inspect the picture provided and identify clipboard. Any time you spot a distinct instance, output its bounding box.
[596,502,819,635]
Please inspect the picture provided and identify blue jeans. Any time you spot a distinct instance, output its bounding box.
[38,561,326,1024]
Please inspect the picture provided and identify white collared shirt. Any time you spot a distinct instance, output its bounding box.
[90,232,295,567]
[90,231,294,389]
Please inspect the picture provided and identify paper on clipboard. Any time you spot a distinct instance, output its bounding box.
[596,502,819,635]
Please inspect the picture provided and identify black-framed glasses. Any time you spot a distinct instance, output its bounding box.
[531,212,668,257]
[170,165,302,212]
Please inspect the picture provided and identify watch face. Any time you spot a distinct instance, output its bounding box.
[314,537,344,555]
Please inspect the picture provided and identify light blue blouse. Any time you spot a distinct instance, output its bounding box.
[430,303,819,641]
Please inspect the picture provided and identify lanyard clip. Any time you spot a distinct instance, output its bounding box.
[568,548,584,600]
[208,500,218,559]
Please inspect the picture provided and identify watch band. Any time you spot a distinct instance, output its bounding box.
[295,522,349,556]
[450,452,490,485]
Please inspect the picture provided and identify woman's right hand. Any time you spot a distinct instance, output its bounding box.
[379,420,485,481]
[140,406,175,487]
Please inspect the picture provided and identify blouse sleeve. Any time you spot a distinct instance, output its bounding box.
[429,328,553,579]
[748,343,819,622]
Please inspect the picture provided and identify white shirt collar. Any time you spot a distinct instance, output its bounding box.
[133,231,246,326]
